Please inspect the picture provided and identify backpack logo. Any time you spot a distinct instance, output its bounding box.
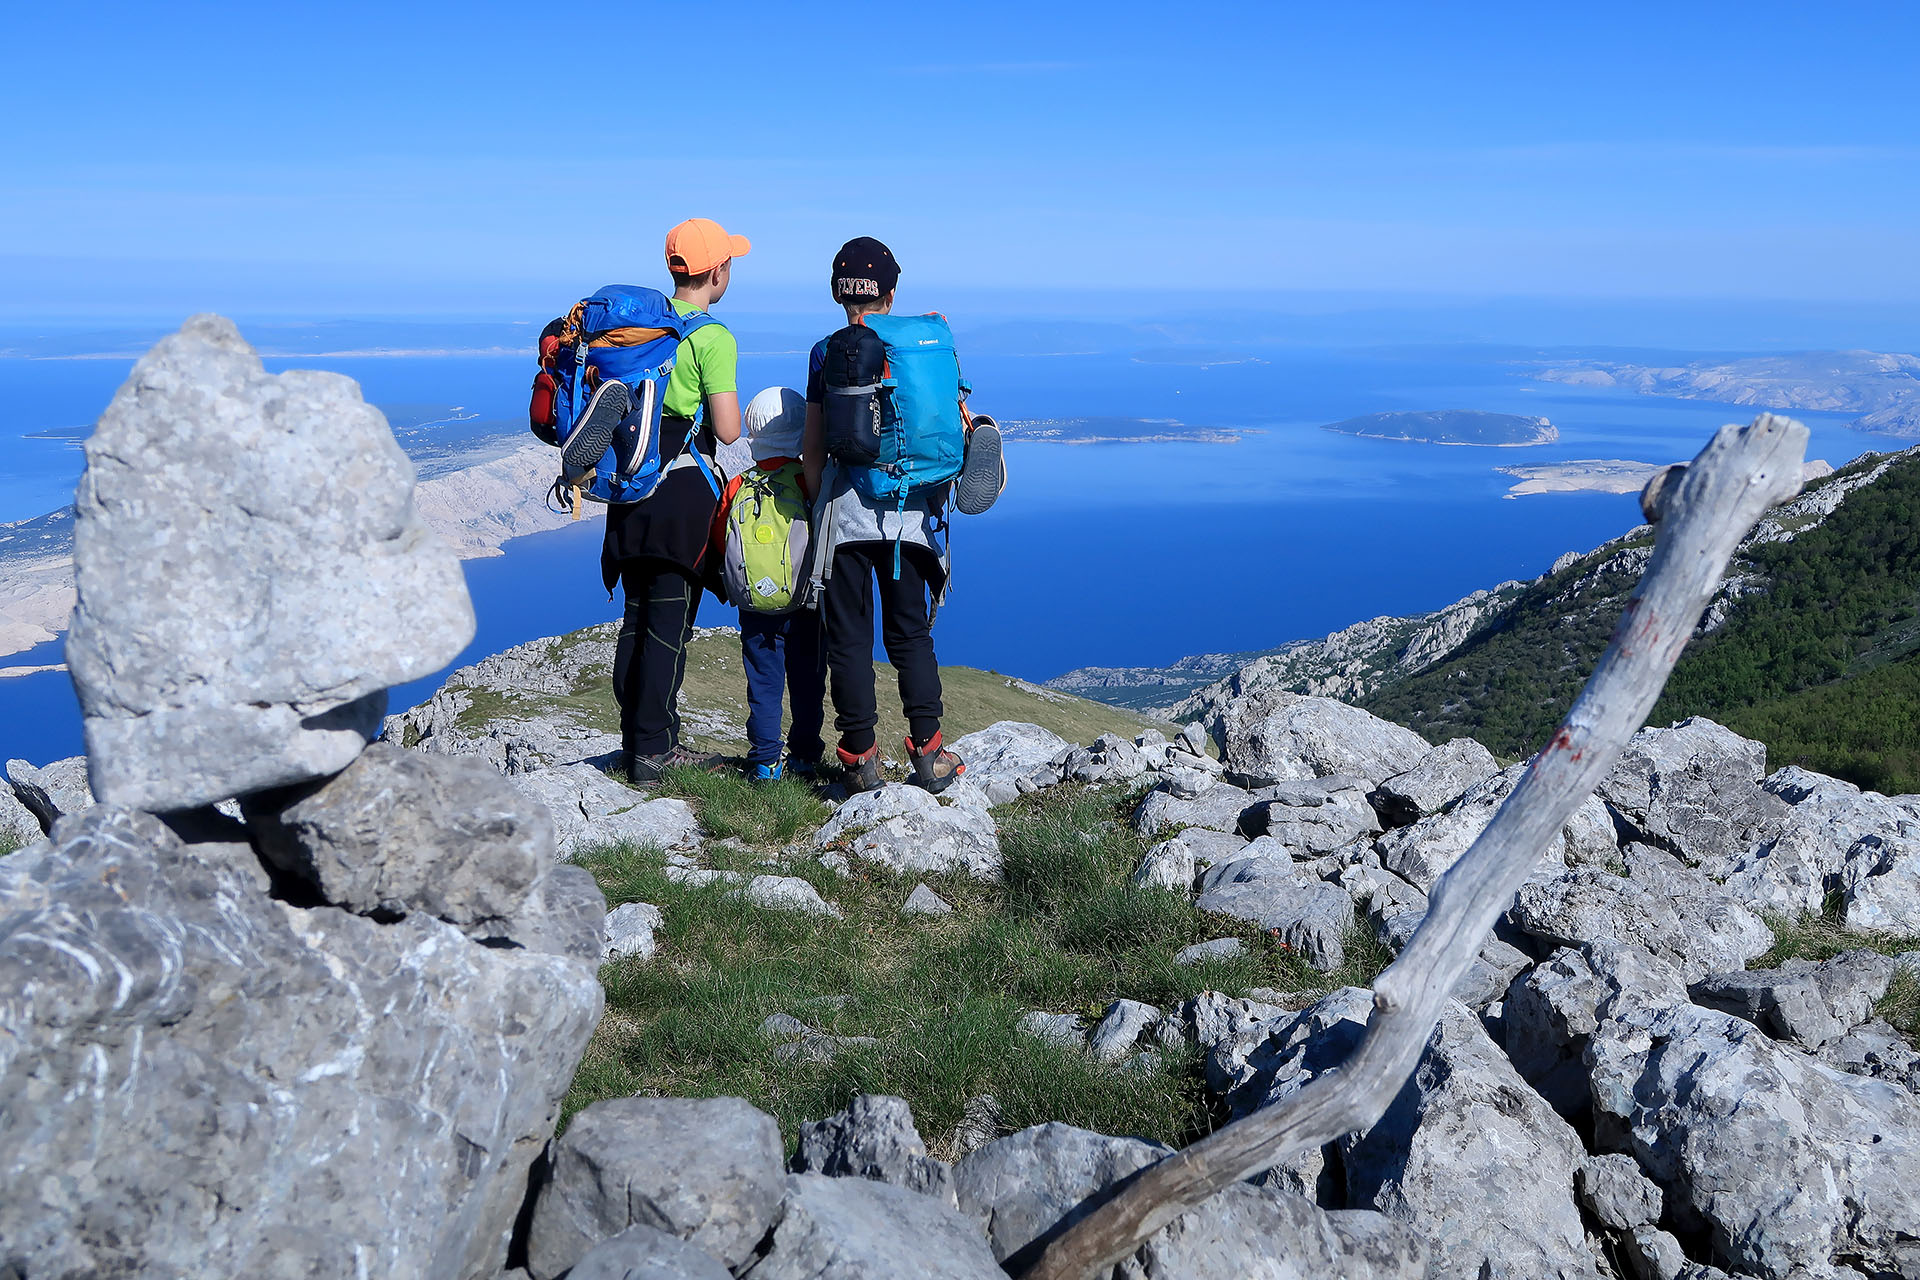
[754,576,779,597]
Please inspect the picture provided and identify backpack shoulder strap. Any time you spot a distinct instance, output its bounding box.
[676,309,720,340]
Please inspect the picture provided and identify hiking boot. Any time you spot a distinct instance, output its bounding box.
[626,745,727,785]
[955,415,1005,516]
[836,742,883,794]
[750,761,784,783]
[905,731,965,794]
[784,752,822,781]
[560,378,630,480]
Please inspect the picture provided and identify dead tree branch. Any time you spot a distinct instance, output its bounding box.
[1022,412,1810,1280]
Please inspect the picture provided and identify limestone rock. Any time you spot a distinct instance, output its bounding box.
[1689,950,1896,1053]
[1597,718,1788,870]
[603,901,664,962]
[665,867,745,888]
[1017,1010,1086,1048]
[1242,776,1382,854]
[1132,837,1197,891]
[949,721,1071,805]
[243,742,548,927]
[1502,942,1690,1121]
[1215,690,1429,788]
[1620,1226,1689,1280]
[1588,1000,1920,1279]
[1174,937,1245,966]
[953,1123,1172,1269]
[739,1174,1004,1280]
[1195,858,1353,971]
[1122,1182,1430,1280]
[1450,935,1532,1011]
[1819,1017,1920,1095]
[512,765,701,858]
[67,316,473,810]
[527,1096,785,1278]
[565,1225,732,1280]
[1509,854,1772,984]
[1177,990,1290,1053]
[902,883,955,916]
[815,784,1001,880]
[1055,733,1151,786]
[1375,763,1609,891]
[0,781,41,848]
[1370,737,1499,827]
[1087,999,1164,1064]
[1841,826,1920,934]
[1245,995,1599,1279]
[5,756,93,833]
[1577,1153,1666,1232]
[1133,779,1264,837]
[0,807,601,1280]
[734,874,842,918]
[791,1094,954,1204]
[1164,765,1217,798]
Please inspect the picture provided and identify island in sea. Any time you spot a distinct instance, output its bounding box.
[1497,457,1834,499]
[1321,409,1557,447]
[1535,350,1920,438]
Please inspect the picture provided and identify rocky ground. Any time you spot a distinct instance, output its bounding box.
[7,317,1920,1280]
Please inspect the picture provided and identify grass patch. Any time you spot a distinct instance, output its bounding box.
[1754,905,1920,1049]
[563,783,1388,1156]
[1753,902,1920,968]
[0,833,20,859]
[653,766,831,848]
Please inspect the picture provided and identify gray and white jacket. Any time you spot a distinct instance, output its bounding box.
[808,460,952,604]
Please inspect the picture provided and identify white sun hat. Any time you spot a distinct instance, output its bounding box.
[744,386,806,462]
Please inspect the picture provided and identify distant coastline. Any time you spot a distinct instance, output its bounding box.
[997,416,1254,445]
[1535,351,1920,438]
[1322,409,1557,447]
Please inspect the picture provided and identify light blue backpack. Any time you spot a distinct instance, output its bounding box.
[849,313,969,503]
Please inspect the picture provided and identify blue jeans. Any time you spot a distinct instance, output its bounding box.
[740,609,827,767]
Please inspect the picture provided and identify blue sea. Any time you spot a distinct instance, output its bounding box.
[0,324,1885,765]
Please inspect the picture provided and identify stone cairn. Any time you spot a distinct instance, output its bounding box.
[0,317,607,1279]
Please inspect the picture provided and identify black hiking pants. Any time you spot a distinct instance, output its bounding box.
[822,542,944,756]
[613,558,701,761]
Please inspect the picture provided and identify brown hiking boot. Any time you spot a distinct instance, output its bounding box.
[906,732,965,795]
[626,746,728,785]
[836,742,884,794]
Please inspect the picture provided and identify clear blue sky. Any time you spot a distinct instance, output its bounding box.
[4,1,1917,319]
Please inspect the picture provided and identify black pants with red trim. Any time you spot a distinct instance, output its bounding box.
[612,558,701,761]
[821,542,944,755]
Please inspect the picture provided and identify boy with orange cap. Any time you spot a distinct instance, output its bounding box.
[604,218,750,784]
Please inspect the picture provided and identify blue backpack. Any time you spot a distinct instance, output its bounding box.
[821,313,969,503]
[530,285,720,505]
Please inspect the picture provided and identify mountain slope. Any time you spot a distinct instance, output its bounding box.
[1364,446,1920,787]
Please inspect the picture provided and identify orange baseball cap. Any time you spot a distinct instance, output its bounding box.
[665,218,751,275]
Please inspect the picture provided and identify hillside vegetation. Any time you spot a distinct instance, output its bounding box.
[1363,449,1920,792]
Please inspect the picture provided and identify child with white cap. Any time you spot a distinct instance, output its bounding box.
[713,386,826,780]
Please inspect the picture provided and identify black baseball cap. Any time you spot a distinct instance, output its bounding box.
[831,237,900,303]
